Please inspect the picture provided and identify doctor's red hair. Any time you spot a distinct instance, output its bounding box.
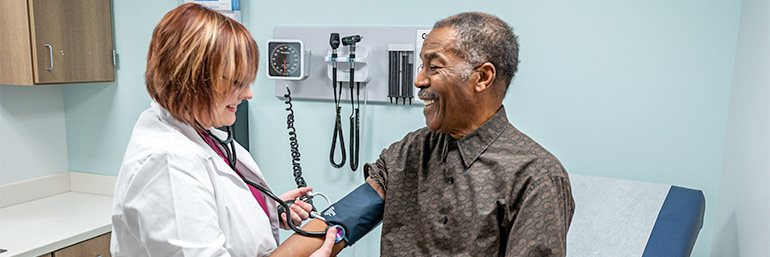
[144,3,258,129]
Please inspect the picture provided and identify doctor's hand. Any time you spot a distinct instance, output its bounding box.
[309,226,337,257]
[277,187,314,230]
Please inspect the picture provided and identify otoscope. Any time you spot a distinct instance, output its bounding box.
[341,35,362,171]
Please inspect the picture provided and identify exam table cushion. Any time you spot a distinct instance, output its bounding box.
[565,174,705,257]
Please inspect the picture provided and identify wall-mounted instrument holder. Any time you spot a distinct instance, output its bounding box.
[271,26,431,105]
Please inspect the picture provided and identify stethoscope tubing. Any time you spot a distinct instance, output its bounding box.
[242,177,327,237]
[208,126,328,237]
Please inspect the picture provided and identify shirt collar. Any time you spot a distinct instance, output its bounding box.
[453,106,510,168]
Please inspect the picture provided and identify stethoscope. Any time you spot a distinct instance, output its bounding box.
[204,126,337,238]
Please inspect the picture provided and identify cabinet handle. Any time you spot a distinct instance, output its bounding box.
[44,44,54,71]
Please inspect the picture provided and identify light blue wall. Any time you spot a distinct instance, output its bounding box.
[62,0,745,256]
[711,0,770,255]
[0,85,69,184]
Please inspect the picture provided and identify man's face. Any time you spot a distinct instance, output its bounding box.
[415,27,477,136]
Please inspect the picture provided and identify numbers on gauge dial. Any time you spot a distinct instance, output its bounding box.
[270,43,300,76]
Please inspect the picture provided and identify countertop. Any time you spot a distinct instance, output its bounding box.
[0,192,113,256]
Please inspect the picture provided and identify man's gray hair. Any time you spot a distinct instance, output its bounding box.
[434,12,519,93]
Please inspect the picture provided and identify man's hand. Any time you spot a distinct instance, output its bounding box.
[277,187,314,230]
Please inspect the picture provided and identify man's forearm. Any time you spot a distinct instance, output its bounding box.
[270,219,346,257]
[271,177,384,257]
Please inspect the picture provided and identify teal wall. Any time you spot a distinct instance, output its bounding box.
[0,85,69,184]
[62,0,746,256]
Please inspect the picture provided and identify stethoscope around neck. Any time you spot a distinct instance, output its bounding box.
[202,124,331,237]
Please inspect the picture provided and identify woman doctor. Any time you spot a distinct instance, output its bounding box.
[110,3,336,257]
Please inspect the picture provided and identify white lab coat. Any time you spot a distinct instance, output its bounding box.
[111,101,280,257]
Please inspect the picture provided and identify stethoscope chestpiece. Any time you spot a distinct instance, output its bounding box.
[328,224,345,244]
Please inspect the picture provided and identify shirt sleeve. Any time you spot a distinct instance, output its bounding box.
[363,136,408,192]
[363,128,430,193]
[121,151,231,257]
[505,175,575,257]
[363,157,389,191]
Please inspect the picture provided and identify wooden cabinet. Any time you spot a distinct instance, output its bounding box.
[0,0,114,85]
[38,233,111,257]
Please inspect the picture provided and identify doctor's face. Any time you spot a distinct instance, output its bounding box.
[210,84,252,128]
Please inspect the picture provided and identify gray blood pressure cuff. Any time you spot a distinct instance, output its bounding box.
[321,182,384,246]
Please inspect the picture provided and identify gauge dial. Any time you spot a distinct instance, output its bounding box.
[269,42,301,77]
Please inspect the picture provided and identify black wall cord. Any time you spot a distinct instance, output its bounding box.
[329,32,346,168]
[330,80,346,168]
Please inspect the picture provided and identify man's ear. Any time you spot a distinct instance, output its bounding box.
[473,62,496,93]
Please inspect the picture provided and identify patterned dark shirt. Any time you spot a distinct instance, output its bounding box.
[364,106,575,257]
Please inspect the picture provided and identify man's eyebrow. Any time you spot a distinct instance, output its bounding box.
[422,52,437,60]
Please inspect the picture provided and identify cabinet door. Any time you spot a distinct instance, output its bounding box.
[0,0,35,85]
[28,0,114,84]
[52,232,111,257]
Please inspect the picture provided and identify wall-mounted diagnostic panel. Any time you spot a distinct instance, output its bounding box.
[270,26,431,105]
[266,26,431,172]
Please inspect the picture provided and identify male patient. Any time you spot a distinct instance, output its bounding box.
[274,12,575,257]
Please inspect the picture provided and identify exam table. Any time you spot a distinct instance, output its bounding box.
[566,174,705,257]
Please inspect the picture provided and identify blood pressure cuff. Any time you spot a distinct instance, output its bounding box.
[321,182,384,246]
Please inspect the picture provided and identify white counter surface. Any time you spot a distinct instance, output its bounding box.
[0,192,113,257]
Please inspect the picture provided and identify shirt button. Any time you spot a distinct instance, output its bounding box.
[441,216,448,224]
[448,177,454,184]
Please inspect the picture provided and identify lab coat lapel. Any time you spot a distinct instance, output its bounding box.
[207,127,282,244]
[231,141,282,244]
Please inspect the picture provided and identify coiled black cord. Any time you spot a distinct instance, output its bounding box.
[348,64,360,172]
[284,87,307,188]
[349,82,360,171]
[340,34,362,172]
